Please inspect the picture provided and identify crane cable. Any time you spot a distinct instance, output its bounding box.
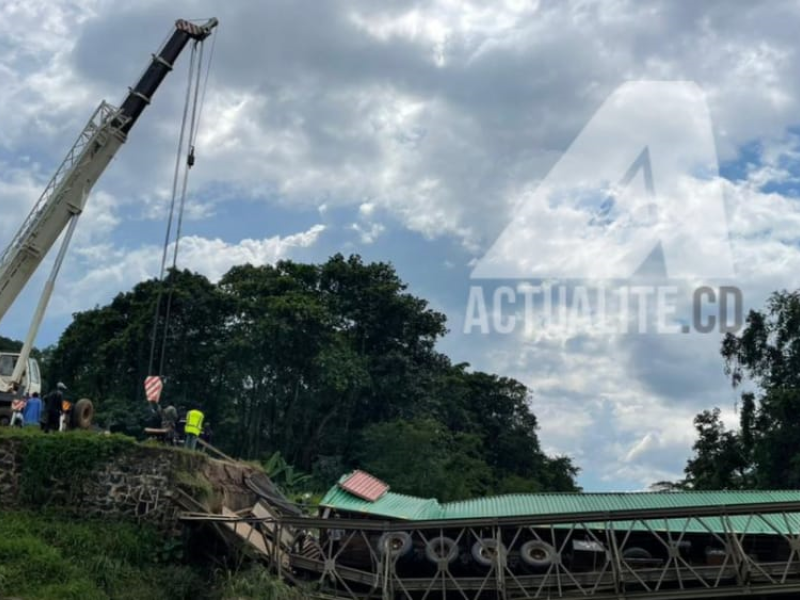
[147,30,215,382]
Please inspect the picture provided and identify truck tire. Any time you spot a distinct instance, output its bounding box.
[622,546,653,568]
[377,532,412,558]
[424,536,459,564]
[520,540,556,569]
[471,539,506,568]
[71,398,94,430]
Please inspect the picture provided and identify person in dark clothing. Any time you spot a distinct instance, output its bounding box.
[157,404,179,445]
[43,382,66,433]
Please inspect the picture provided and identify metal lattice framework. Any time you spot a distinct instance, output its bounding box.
[180,500,800,599]
[0,102,125,270]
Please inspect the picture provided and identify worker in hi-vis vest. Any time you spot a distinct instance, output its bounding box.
[184,409,204,450]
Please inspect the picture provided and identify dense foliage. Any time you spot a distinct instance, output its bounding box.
[0,334,46,362]
[0,511,298,600]
[681,290,800,489]
[0,334,21,352]
[45,254,578,500]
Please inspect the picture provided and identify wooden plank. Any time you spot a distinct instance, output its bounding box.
[220,506,291,570]
[222,506,271,556]
[253,500,296,549]
[197,438,236,462]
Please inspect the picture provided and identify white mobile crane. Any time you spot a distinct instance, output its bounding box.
[0,17,218,426]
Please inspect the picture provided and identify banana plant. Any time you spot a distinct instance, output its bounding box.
[263,451,312,496]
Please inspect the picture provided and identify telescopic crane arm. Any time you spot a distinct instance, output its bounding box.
[0,18,218,392]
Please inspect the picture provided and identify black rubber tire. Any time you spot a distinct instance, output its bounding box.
[471,539,506,568]
[425,536,459,564]
[71,398,94,430]
[377,532,412,558]
[520,540,556,569]
[622,547,653,561]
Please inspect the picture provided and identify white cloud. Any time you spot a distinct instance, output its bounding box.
[350,222,385,245]
[5,0,800,491]
[51,225,325,317]
[464,137,800,488]
[0,162,43,240]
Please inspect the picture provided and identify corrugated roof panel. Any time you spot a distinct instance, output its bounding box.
[321,485,441,520]
[571,513,800,535]
[443,490,800,520]
[319,486,800,534]
[339,470,389,502]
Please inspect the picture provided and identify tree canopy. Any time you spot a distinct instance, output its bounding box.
[682,290,800,490]
[45,254,579,500]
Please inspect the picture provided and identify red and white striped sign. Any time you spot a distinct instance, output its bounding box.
[144,376,163,403]
[176,19,205,37]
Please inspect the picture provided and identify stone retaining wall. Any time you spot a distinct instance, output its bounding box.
[0,435,257,531]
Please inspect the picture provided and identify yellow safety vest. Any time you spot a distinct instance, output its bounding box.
[185,409,204,436]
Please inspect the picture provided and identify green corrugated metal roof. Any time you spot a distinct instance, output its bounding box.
[319,483,800,534]
[321,485,440,520]
[442,490,800,520]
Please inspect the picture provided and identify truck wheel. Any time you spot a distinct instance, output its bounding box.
[377,532,412,558]
[71,398,94,429]
[520,540,556,569]
[622,546,653,568]
[471,539,506,568]
[622,547,652,561]
[424,536,459,564]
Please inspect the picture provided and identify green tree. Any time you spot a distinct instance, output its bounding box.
[683,409,747,490]
[358,418,493,501]
[47,255,580,496]
[682,290,800,489]
[48,269,228,433]
[721,291,800,488]
[0,335,22,352]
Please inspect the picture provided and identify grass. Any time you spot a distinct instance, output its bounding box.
[175,468,215,502]
[0,431,303,599]
[0,511,305,599]
[219,566,305,600]
[0,511,206,599]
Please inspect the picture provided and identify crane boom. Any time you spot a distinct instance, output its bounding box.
[0,18,218,392]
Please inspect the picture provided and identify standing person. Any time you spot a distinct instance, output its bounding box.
[43,382,66,433]
[10,393,27,427]
[158,404,178,445]
[23,392,42,428]
[183,408,204,450]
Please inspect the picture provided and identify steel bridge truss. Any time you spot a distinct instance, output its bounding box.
[182,502,800,599]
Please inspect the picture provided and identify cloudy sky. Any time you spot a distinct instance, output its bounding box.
[3,0,800,491]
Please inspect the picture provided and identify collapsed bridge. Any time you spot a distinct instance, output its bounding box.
[180,467,800,600]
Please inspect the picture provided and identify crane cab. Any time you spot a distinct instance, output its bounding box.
[0,353,41,395]
[0,353,41,425]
